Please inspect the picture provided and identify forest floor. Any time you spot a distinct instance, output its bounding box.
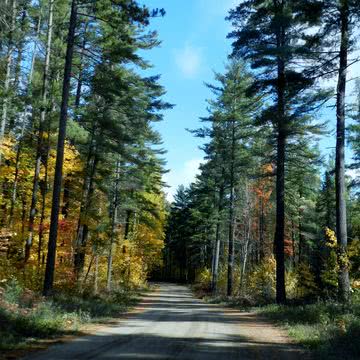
[13,283,307,360]
[0,280,141,360]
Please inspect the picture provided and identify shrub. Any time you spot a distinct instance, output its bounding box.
[247,256,276,303]
[3,277,23,304]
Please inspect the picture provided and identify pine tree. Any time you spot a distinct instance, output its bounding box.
[227,0,328,303]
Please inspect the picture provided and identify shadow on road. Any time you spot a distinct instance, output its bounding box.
[20,283,308,360]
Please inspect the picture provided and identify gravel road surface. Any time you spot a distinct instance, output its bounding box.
[22,283,308,360]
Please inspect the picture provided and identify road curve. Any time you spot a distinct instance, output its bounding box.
[22,283,308,360]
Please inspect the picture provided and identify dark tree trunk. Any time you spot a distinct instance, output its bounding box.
[107,160,121,292]
[212,180,224,294]
[298,189,304,264]
[74,147,98,279]
[274,6,287,303]
[336,0,350,303]
[259,196,265,262]
[275,129,286,304]
[43,0,77,296]
[38,137,50,268]
[124,210,132,240]
[227,122,236,297]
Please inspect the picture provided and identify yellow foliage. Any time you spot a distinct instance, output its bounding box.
[325,227,337,248]
[248,255,276,301]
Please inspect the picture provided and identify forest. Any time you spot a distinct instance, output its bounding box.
[166,0,360,304]
[1,0,360,359]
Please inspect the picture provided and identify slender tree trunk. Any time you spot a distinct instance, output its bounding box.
[124,209,132,240]
[9,15,41,225]
[74,20,88,112]
[275,130,286,303]
[13,4,27,91]
[38,135,50,268]
[43,0,77,296]
[240,183,251,292]
[336,0,350,303]
[9,129,23,226]
[0,0,17,164]
[84,254,94,285]
[28,15,42,86]
[291,220,296,267]
[107,161,121,292]
[259,195,265,261]
[274,12,287,304]
[227,123,236,297]
[212,179,224,294]
[298,189,304,264]
[74,142,98,279]
[26,0,54,262]
[94,254,99,294]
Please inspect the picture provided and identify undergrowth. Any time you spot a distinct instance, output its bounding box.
[193,267,360,359]
[258,294,360,359]
[0,278,141,352]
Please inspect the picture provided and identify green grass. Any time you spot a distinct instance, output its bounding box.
[258,295,360,359]
[198,285,360,359]
[0,279,142,352]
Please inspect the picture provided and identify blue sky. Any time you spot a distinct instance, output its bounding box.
[142,0,359,201]
[140,0,237,201]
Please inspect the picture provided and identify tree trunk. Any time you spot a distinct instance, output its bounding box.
[74,20,88,112]
[9,132,23,226]
[259,195,265,262]
[275,130,286,304]
[94,254,99,294]
[9,15,42,226]
[107,161,121,292]
[0,0,17,164]
[38,135,50,268]
[13,4,27,92]
[240,182,251,292]
[74,143,98,279]
[26,0,54,262]
[124,209,132,240]
[298,189,304,264]
[227,122,236,297]
[274,9,287,304]
[28,15,42,86]
[212,179,224,294]
[336,0,350,303]
[43,0,77,296]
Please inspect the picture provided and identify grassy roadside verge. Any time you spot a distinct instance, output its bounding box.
[0,279,144,357]
[196,288,360,359]
[257,299,360,359]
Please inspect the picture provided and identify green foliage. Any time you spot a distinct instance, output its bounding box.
[296,263,318,298]
[0,281,141,351]
[3,277,23,304]
[259,292,360,359]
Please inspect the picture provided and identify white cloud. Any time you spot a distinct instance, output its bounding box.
[174,44,202,78]
[347,168,360,180]
[163,158,203,202]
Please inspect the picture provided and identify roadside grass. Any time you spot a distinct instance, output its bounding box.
[0,278,142,353]
[258,297,360,359]
[196,285,360,359]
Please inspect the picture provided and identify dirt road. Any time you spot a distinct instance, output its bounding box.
[22,283,308,360]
